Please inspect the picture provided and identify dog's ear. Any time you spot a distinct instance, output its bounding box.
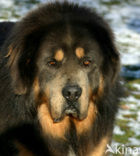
[110,47,120,84]
[6,31,41,95]
[7,45,29,95]
[4,18,46,95]
[87,17,120,84]
[100,38,120,85]
[101,29,120,84]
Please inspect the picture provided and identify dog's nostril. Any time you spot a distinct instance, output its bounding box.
[62,85,82,101]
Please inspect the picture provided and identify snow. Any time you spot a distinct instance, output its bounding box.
[0,0,13,7]
[113,126,125,135]
[133,84,140,90]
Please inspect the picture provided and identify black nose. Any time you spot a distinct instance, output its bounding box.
[62,85,82,101]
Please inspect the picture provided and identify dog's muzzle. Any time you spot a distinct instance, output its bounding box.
[62,85,82,118]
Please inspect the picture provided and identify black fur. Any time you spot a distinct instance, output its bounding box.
[0,2,123,156]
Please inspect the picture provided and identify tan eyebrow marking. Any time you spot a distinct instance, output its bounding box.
[54,49,64,61]
[75,47,85,59]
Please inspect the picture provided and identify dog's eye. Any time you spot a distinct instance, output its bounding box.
[47,59,57,67]
[83,60,91,67]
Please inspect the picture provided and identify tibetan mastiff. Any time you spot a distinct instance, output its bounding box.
[0,2,123,156]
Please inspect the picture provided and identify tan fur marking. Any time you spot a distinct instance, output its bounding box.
[38,103,69,139]
[33,80,49,106]
[98,75,104,96]
[33,78,40,99]
[73,101,97,134]
[15,142,34,156]
[93,75,104,101]
[75,47,85,59]
[54,49,64,61]
[5,46,13,58]
[7,47,16,66]
[88,136,109,156]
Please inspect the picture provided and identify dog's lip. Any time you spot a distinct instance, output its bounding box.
[53,111,87,123]
[53,118,63,123]
[64,104,78,113]
[65,108,78,118]
[53,106,79,123]
[65,108,77,114]
[63,105,80,119]
[53,102,88,123]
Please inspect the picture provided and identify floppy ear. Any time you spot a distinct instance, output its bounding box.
[101,41,120,84]
[7,45,30,95]
[6,32,41,95]
[110,47,120,84]
[88,19,120,84]
[4,18,46,95]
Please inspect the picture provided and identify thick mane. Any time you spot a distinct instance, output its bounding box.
[0,2,123,156]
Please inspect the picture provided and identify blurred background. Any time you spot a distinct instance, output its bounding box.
[0,0,140,155]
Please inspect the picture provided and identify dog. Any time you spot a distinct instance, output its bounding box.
[0,2,123,156]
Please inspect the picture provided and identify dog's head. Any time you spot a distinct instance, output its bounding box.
[36,26,103,122]
[6,3,120,123]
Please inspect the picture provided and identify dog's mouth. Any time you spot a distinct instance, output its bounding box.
[53,102,80,123]
[64,106,79,118]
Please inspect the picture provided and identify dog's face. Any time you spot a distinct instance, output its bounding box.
[7,3,120,127]
[36,26,102,122]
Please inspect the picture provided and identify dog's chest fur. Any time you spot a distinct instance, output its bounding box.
[68,146,76,156]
